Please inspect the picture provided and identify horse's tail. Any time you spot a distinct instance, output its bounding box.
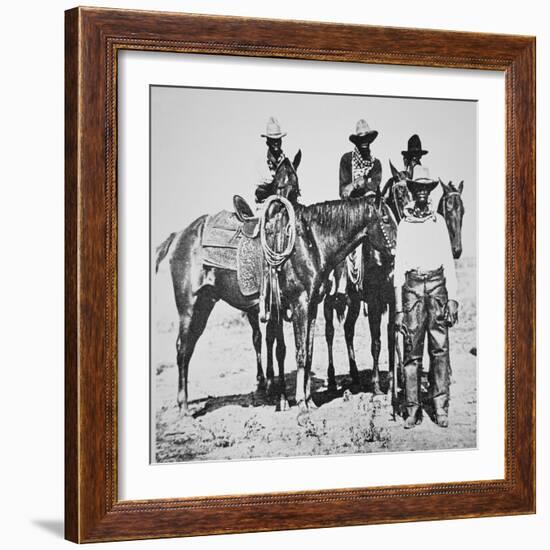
[155,232,177,273]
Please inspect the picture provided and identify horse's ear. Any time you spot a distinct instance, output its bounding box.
[292,149,302,171]
[439,178,449,194]
[458,180,464,194]
[389,159,400,180]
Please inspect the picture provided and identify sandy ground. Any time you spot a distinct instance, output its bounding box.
[153,258,477,463]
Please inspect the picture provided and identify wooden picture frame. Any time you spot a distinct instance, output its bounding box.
[65,6,536,543]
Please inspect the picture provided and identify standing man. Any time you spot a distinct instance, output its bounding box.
[255,116,287,203]
[339,119,382,200]
[394,167,459,429]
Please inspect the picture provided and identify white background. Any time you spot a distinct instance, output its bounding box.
[0,1,546,549]
[120,52,504,499]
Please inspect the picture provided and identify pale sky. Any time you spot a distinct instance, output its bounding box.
[151,85,477,257]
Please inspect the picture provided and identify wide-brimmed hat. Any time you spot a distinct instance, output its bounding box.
[349,119,378,145]
[406,166,438,194]
[260,116,287,139]
[402,134,429,158]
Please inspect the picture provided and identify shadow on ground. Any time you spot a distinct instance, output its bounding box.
[190,368,395,417]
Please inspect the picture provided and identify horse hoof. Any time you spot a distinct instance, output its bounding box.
[276,397,290,412]
[373,385,383,396]
[404,417,417,429]
[327,380,338,393]
[178,405,192,417]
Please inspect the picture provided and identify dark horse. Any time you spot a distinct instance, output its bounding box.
[156,154,301,412]
[438,179,465,259]
[156,194,393,413]
[323,193,398,395]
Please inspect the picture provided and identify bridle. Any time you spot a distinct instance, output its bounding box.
[274,158,299,199]
[438,190,463,221]
[375,202,397,254]
[391,178,411,222]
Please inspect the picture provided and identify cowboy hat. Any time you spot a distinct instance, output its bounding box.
[406,166,439,194]
[349,119,378,145]
[402,134,428,158]
[260,116,287,139]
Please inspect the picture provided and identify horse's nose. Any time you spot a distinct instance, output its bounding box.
[453,247,462,259]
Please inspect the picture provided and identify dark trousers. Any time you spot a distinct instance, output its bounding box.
[402,267,451,412]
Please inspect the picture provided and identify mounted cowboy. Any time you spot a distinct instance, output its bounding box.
[339,119,382,199]
[381,134,429,221]
[255,117,297,203]
[394,166,459,430]
[331,119,384,297]
[401,134,429,178]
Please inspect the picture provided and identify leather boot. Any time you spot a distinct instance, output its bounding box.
[433,395,449,428]
[404,406,421,429]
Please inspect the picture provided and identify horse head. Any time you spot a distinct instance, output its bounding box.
[372,190,398,259]
[438,179,465,259]
[385,160,411,222]
[272,150,301,203]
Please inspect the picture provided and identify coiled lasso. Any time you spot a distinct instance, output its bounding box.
[259,195,296,268]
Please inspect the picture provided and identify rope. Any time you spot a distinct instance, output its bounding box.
[259,195,296,268]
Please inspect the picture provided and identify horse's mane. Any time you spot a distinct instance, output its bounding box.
[300,197,374,236]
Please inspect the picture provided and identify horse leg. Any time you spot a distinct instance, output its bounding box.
[305,307,317,409]
[247,309,265,392]
[367,298,383,395]
[275,319,289,411]
[265,318,276,393]
[176,291,216,414]
[293,297,309,410]
[304,304,318,408]
[324,298,337,392]
[344,295,361,386]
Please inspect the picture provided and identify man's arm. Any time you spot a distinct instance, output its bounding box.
[366,158,383,191]
[339,153,356,199]
[255,182,273,203]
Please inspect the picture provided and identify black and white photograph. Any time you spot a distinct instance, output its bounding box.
[151,85,476,464]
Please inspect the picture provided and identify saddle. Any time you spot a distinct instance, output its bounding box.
[201,198,262,296]
[233,195,260,238]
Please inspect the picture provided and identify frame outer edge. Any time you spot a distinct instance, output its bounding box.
[513,38,536,512]
[65,6,537,542]
[65,6,80,544]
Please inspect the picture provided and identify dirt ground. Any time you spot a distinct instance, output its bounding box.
[153,257,477,463]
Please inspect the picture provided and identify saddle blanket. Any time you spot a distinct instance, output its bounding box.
[201,210,262,296]
[201,210,242,249]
